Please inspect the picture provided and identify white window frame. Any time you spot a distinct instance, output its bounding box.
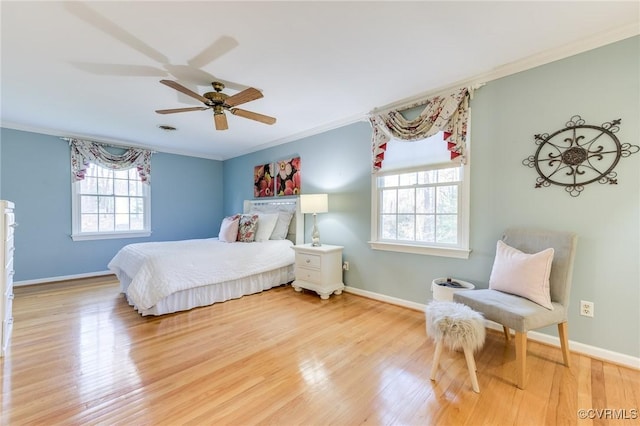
[71,163,151,241]
[369,143,471,259]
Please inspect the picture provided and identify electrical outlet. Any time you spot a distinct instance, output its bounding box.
[580,300,594,317]
[343,261,350,271]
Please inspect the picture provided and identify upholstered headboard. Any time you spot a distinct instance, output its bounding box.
[243,198,303,245]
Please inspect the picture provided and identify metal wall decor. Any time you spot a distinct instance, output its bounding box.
[522,115,639,197]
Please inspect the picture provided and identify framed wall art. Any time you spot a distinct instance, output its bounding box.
[275,157,301,197]
[254,163,275,198]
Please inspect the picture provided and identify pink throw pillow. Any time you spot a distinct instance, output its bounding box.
[218,215,240,242]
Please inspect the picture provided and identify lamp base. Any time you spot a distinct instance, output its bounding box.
[311,213,321,246]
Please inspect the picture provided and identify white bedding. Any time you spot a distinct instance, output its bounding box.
[108,238,295,312]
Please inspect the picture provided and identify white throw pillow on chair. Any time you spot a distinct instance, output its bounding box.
[489,240,555,310]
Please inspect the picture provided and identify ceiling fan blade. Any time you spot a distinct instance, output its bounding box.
[225,87,263,107]
[230,108,277,125]
[214,113,229,130]
[156,107,209,114]
[160,80,210,104]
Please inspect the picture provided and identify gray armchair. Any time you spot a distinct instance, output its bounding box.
[453,228,578,389]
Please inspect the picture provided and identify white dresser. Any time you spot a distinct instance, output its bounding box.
[292,244,344,300]
[1,200,15,357]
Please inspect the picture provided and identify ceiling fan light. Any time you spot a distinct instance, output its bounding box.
[214,111,229,131]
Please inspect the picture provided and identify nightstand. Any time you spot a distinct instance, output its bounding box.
[292,244,344,300]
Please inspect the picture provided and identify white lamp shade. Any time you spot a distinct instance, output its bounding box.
[300,193,328,214]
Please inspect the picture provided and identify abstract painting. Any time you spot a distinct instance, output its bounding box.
[254,163,275,198]
[275,157,301,197]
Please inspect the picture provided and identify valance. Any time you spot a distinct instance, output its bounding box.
[370,87,470,172]
[64,138,153,184]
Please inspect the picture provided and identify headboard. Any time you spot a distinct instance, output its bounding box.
[243,198,304,245]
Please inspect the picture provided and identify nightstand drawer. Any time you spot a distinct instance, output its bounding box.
[296,267,323,284]
[296,252,321,269]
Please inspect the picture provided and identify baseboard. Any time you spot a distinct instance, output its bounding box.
[344,285,640,370]
[345,285,426,312]
[14,270,113,287]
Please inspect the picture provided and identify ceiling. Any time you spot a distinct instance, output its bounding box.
[1,1,638,160]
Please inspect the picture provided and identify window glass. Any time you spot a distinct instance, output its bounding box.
[370,131,470,258]
[72,163,150,240]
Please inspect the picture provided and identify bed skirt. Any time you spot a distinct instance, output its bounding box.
[118,265,295,316]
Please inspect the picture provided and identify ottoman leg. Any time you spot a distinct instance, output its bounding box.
[430,340,443,381]
[463,346,480,393]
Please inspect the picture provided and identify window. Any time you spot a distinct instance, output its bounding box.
[370,133,470,258]
[71,163,150,241]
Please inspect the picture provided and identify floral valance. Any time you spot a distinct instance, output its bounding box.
[64,138,153,184]
[369,87,471,172]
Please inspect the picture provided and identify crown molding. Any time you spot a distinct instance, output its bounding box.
[0,121,225,161]
[242,24,640,157]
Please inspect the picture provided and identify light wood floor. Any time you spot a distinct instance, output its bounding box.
[2,276,639,425]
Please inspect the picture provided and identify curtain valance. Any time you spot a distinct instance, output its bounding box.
[64,138,153,184]
[369,87,470,172]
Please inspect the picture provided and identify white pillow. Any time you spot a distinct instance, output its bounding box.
[489,240,555,310]
[270,212,294,240]
[253,213,279,242]
[218,215,240,242]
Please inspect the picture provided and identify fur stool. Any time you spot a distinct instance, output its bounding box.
[425,301,486,393]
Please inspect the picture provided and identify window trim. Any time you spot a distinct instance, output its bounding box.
[70,164,151,241]
[369,159,471,259]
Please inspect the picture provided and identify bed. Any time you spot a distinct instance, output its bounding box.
[108,199,303,316]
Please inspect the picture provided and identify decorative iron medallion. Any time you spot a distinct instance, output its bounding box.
[522,115,639,197]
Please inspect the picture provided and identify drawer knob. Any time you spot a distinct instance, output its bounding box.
[305,259,310,263]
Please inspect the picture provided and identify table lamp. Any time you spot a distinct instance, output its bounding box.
[300,194,328,246]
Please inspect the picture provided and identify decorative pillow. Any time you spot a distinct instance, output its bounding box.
[270,212,294,240]
[489,240,555,310]
[237,214,259,242]
[253,213,279,242]
[218,215,240,242]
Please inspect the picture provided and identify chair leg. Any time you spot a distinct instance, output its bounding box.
[463,346,480,393]
[430,340,443,381]
[503,326,511,342]
[558,322,571,368]
[515,331,527,389]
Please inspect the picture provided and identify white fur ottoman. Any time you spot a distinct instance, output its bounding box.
[425,301,486,393]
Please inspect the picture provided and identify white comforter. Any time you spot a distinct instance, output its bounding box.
[108,238,295,310]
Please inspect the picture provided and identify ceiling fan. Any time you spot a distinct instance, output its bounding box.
[155,80,276,130]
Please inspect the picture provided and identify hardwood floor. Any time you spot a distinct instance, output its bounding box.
[2,277,639,425]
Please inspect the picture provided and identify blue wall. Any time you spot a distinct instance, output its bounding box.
[0,128,224,281]
[224,36,640,357]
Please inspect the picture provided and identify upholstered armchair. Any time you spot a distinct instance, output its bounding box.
[453,228,578,389]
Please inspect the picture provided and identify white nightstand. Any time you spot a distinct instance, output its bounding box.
[292,244,344,300]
